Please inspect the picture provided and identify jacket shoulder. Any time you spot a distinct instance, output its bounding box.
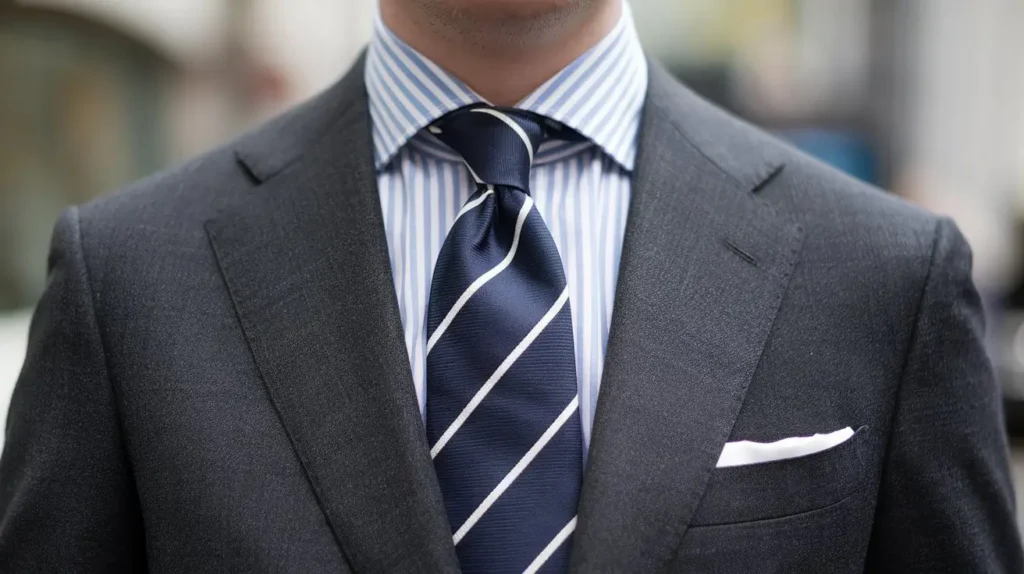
[772,145,941,268]
[667,75,944,282]
[76,57,364,232]
[649,62,940,256]
[78,142,245,232]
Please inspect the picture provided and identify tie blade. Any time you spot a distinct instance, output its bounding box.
[425,105,582,572]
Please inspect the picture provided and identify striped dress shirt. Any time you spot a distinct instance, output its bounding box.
[365,2,648,454]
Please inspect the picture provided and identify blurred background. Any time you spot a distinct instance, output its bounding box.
[2,0,1024,530]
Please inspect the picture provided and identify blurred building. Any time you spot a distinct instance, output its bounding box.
[2,0,1024,426]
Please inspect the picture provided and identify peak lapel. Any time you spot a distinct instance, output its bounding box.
[206,58,459,573]
[571,63,804,571]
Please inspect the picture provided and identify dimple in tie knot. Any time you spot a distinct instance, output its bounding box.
[432,105,552,194]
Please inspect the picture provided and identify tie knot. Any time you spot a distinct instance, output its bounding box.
[432,105,551,193]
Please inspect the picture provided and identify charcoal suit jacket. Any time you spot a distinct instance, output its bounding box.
[1,56,1022,573]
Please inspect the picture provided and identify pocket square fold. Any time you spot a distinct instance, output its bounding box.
[715,427,855,468]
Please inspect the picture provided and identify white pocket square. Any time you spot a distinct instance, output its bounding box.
[715,427,855,468]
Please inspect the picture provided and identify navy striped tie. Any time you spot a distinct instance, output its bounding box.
[424,104,583,574]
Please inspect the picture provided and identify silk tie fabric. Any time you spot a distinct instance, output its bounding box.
[424,105,583,573]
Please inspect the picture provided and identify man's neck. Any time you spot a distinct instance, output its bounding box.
[379,0,621,107]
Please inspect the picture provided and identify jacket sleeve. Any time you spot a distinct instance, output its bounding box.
[0,207,147,571]
[865,217,1023,572]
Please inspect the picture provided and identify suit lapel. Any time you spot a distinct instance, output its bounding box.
[206,58,459,573]
[571,63,804,571]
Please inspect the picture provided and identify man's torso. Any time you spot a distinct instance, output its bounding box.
[53,55,949,572]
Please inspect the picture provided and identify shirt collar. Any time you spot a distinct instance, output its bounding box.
[365,1,648,171]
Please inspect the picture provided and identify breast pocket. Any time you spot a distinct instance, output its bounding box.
[689,425,870,526]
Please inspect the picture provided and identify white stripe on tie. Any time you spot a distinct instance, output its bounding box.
[430,287,570,458]
[452,395,580,545]
[453,186,495,225]
[471,108,535,165]
[425,196,534,355]
[464,161,485,185]
[523,516,578,574]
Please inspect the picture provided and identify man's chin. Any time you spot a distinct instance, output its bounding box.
[433,0,583,25]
